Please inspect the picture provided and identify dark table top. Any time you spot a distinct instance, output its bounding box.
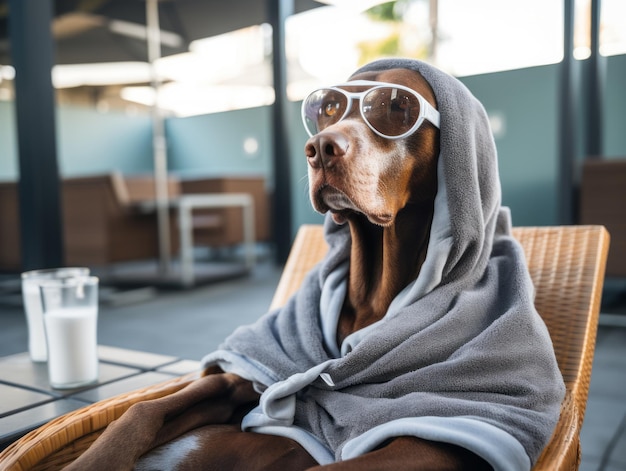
[0,346,200,450]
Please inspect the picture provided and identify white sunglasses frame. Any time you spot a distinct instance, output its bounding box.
[301,80,440,140]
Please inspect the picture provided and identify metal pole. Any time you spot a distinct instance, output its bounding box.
[268,0,294,264]
[557,0,577,225]
[586,0,604,159]
[9,0,64,270]
[146,0,172,274]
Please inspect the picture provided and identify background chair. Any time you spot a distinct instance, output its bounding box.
[579,158,626,278]
[0,225,609,471]
[0,173,169,271]
[0,173,270,272]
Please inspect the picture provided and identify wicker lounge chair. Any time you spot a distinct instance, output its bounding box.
[0,224,610,471]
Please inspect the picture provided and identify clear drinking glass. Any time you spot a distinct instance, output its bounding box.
[39,275,99,389]
[21,267,90,362]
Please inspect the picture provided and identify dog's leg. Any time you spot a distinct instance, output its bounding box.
[307,437,491,471]
[65,373,259,471]
[140,424,319,471]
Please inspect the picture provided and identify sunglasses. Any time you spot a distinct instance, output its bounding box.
[301,80,440,140]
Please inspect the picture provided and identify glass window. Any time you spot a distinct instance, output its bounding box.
[574,0,626,59]
[288,0,566,86]
[436,0,564,76]
[600,0,626,56]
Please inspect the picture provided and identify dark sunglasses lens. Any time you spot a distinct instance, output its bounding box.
[362,87,421,137]
[303,89,348,135]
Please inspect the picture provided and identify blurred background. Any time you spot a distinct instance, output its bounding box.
[0,1,625,469]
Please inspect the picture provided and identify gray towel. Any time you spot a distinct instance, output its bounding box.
[203,58,565,470]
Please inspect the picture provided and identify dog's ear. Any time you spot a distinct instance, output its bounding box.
[408,137,439,204]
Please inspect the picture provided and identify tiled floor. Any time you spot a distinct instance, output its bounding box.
[579,320,626,471]
[1,261,625,470]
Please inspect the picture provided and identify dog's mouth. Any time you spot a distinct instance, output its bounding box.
[314,186,356,224]
[315,185,393,226]
[321,187,359,212]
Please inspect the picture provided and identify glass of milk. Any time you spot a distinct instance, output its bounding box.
[21,267,90,362]
[39,275,99,389]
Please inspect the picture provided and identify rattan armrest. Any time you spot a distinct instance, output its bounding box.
[532,392,581,471]
[0,372,199,471]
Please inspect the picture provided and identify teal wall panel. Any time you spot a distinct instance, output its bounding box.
[604,54,626,158]
[57,106,153,177]
[165,106,272,179]
[1,103,153,179]
[459,65,561,226]
[0,101,18,180]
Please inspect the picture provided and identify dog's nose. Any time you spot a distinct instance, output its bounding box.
[305,132,349,169]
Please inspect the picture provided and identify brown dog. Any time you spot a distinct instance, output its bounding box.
[304,67,440,346]
[70,67,495,470]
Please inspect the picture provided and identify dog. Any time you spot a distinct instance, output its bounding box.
[304,67,440,345]
[68,59,564,471]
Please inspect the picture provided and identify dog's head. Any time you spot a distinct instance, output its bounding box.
[303,67,440,227]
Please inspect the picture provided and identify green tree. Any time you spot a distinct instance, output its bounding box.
[358,0,429,65]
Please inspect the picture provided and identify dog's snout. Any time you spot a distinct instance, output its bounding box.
[305,132,349,169]
[304,141,320,168]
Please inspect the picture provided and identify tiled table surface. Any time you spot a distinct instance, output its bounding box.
[0,345,201,450]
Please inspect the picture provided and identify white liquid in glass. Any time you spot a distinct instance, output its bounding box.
[44,306,98,388]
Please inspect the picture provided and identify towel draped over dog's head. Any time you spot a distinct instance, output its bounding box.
[345,57,501,304]
[203,58,565,471]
